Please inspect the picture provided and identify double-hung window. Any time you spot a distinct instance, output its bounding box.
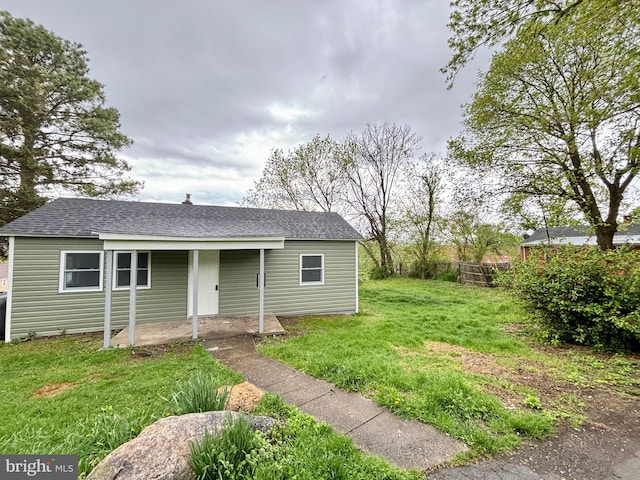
[114,252,150,289]
[60,251,103,292]
[300,254,324,285]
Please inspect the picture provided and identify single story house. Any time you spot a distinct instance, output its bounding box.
[520,225,640,260]
[0,197,361,345]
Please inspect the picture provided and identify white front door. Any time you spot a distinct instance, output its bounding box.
[188,250,219,316]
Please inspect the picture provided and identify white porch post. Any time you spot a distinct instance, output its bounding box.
[128,250,137,346]
[259,248,264,334]
[103,250,114,349]
[192,249,199,339]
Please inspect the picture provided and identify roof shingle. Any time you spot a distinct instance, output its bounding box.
[0,198,362,240]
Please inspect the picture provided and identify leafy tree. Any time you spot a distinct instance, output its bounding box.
[444,0,639,85]
[443,210,517,264]
[242,134,344,212]
[450,10,640,250]
[0,11,140,229]
[343,123,421,276]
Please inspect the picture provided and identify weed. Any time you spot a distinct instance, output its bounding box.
[524,395,543,410]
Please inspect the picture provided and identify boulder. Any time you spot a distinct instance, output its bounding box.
[87,411,276,480]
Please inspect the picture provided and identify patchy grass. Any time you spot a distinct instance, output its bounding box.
[250,394,420,479]
[0,332,422,479]
[259,278,640,460]
[0,334,241,477]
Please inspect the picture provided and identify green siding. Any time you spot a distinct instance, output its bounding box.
[219,240,357,316]
[218,250,259,314]
[9,237,356,339]
[111,250,188,325]
[9,238,188,339]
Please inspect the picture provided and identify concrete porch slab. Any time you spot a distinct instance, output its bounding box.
[110,314,284,347]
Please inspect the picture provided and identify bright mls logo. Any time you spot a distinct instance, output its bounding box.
[1,455,77,479]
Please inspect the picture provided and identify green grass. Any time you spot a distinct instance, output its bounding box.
[0,334,242,476]
[259,278,604,459]
[0,332,422,479]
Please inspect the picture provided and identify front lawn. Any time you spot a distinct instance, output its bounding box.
[0,333,419,479]
[259,277,640,461]
[0,335,240,475]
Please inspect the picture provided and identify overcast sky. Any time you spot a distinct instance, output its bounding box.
[3,0,487,206]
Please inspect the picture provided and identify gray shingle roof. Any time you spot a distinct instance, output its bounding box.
[522,225,640,245]
[0,198,362,240]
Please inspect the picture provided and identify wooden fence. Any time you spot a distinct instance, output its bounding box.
[458,263,511,287]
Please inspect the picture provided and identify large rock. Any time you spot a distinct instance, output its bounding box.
[87,411,276,480]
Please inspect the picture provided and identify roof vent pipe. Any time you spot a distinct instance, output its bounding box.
[182,193,193,205]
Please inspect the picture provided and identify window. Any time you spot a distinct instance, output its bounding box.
[60,251,103,292]
[300,254,324,285]
[114,252,150,289]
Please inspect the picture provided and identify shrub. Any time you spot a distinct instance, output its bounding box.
[171,372,230,414]
[496,246,640,351]
[369,265,393,280]
[436,270,458,282]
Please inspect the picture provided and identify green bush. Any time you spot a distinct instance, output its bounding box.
[436,270,458,282]
[171,372,230,414]
[369,265,393,280]
[496,246,640,351]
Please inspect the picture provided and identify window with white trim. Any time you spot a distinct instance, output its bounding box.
[114,252,151,289]
[300,254,324,285]
[60,251,103,292]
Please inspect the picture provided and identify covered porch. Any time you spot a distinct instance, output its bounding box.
[99,232,285,348]
[110,313,284,347]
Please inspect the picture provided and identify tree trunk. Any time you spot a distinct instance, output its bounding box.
[595,223,616,250]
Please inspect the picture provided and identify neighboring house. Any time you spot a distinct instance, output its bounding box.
[0,198,361,343]
[0,263,7,292]
[520,225,640,260]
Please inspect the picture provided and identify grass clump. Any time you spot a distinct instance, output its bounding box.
[190,414,266,480]
[171,372,230,414]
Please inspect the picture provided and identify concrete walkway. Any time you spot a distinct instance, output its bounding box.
[205,335,468,471]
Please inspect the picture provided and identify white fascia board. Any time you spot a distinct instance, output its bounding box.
[613,234,640,244]
[98,233,285,251]
[288,238,362,241]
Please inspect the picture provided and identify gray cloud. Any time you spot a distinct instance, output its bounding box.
[2,0,486,205]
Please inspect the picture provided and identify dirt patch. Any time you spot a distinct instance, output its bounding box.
[423,341,510,378]
[31,382,76,398]
[398,341,584,411]
[222,381,264,412]
[127,342,196,360]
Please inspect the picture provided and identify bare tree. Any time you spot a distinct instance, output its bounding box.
[398,154,443,277]
[343,123,421,276]
[242,134,344,212]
